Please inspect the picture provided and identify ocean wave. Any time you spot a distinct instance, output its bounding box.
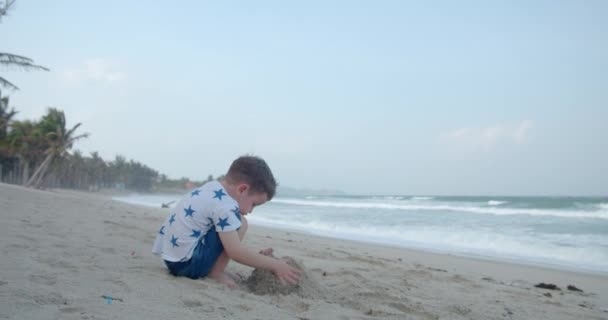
[383,196,405,200]
[597,203,608,210]
[411,196,434,200]
[488,200,508,206]
[113,194,180,208]
[248,216,608,272]
[272,199,608,219]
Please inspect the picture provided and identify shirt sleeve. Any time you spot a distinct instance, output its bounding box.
[213,203,242,233]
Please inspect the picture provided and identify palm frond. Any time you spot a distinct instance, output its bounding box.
[0,53,49,71]
[69,133,90,143]
[0,1,16,19]
[0,76,19,90]
[65,122,83,138]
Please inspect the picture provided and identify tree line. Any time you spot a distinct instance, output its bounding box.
[0,97,211,192]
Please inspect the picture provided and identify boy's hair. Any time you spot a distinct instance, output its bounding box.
[225,155,277,200]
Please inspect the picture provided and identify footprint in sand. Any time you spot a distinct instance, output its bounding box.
[29,274,57,286]
[347,256,386,267]
[32,292,67,305]
[387,302,439,320]
[181,298,215,312]
[100,247,116,254]
[60,306,84,314]
[406,269,432,278]
[182,299,203,308]
[105,278,131,292]
[446,304,472,316]
[341,270,367,281]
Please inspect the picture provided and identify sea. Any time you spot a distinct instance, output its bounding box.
[113,193,608,274]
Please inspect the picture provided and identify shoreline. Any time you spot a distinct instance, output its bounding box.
[250,222,608,278]
[2,183,607,319]
[112,192,608,277]
[246,224,608,299]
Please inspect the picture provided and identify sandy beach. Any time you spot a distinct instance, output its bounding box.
[1,182,607,320]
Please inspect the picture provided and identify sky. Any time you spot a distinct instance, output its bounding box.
[1,0,607,196]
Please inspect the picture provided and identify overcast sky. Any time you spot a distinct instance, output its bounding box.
[2,1,607,195]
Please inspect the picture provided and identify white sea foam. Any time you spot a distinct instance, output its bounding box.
[113,194,180,208]
[597,203,608,210]
[488,200,507,206]
[248,216,608,272]
[116,195,608,220]
[272,198,608,219]
[113,194,608,273]
[411,196,434,200]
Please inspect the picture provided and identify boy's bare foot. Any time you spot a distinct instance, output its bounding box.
[225,271,244,282]
[259,248,273,256]
[209,272,239,289]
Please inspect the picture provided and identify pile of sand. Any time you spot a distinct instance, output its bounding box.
[244,254,322,297]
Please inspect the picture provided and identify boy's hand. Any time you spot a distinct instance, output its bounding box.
[272,259,301,285]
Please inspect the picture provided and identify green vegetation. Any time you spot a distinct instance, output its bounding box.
[0,96,209,192]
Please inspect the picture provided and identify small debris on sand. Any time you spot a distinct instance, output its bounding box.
[567,285,583,292]
[534,283,561,290]
[160,201,175,208]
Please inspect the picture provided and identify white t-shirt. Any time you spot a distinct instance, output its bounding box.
[152,181,242,262]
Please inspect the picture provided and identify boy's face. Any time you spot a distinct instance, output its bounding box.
[234,184,268,215]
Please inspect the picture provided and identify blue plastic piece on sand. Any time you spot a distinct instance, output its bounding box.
[106,296,112,304]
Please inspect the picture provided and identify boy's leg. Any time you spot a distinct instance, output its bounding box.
[208,216,248,287]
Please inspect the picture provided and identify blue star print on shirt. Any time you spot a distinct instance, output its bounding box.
[213,189,227,200]
[159,226,165,235]
[190,229,201,238]
[191,189,201,197]
[169,214,176,225]
[170,235,179,247]
[231,207,241,221]
[217,217,230,230]
[184,205,195,217]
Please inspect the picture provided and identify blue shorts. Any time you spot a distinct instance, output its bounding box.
[164,228,223,279]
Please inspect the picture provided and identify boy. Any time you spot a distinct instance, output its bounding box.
[152,155,300,288]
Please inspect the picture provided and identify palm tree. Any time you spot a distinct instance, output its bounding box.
[26,108,89,188]
[0,0,14,17]
[1,1,49,91]
[0,89,16,181]
[87,151,107,190]
[0,53,49,90]
[0,90,17,159]
[0,90,16,137]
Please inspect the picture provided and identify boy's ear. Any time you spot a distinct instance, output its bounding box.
[236,183,250,195]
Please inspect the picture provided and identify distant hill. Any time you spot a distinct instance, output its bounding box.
[276,186,347,197]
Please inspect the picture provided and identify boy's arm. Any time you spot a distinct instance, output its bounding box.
[218,231,300,284]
